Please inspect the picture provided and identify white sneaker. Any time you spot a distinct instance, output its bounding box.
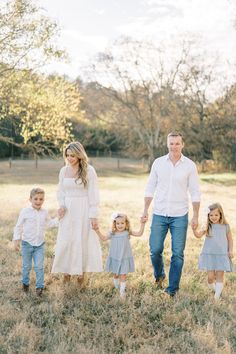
[120,290,126,299]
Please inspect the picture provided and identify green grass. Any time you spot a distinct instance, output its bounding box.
[0,159,236,353]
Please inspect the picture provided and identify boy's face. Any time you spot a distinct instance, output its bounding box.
[30,193,45,210]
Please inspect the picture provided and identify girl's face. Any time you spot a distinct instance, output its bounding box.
[209,208,221,224]
[66,149,79,166]
[115,217,126,232]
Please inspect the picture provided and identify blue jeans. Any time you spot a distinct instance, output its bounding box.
[21,241,44,289]
[149,214,188,295]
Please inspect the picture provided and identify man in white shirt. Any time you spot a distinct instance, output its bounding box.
[142,132,201,296]
[13,187,58,296]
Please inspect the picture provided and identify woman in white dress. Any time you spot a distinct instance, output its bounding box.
[51,141,102,283]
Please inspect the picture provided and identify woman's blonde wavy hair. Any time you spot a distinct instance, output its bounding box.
[64,141,88,187]
[206,202,228,236]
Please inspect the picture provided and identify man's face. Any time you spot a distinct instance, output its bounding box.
[167,136,184,155]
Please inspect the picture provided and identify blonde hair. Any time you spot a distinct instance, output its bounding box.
[30,187,45,198]
[206,202,228,236]
[111,214,131,234]
[64,141,88,187]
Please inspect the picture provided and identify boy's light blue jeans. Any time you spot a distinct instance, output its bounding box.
[21,241,45,289]
[149,214,188,295]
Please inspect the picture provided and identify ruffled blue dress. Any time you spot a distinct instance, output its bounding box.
[199,224,234,272]
[106,230,135,275]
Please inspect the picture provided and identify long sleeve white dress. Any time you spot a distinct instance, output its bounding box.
[51,165,103,275]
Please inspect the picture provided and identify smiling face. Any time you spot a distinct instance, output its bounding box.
[209,208,221,224]
[115,216,127,232]
[30,193,45,210]
[167,135,184,159]
[65,148,79,167]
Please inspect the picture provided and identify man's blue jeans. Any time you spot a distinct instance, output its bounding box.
[149,214,188,295]
[21,241,44,289]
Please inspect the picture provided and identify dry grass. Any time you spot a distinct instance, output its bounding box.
[0,159,236,354]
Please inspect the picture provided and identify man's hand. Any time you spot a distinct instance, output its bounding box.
[191,216,198,230]
[14,240,20,252]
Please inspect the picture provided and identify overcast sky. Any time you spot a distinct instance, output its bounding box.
[38,0,236,81]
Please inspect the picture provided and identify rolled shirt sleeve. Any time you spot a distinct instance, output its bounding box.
[188,163,201,202]
[87,165,100,218]
[13,209,25,240]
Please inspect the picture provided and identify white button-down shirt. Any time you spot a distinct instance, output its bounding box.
[13,206,58,246]
[145,154,201,217]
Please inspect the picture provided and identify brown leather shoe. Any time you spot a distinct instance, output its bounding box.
[63,274,71,283]
[22,284,29,292]
[36,288,43,296]
[155,276,166,289]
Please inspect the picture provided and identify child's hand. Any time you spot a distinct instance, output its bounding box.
[14,240,20,252]
[58,207,66,219]
[228,251,234,259]
[140,216,147,223]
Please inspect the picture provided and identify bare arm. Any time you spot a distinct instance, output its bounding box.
[227,229,234,258]
[93,226,109,241]
[131,220,146,237]
[142,197,153,222]
[191,201,200,230]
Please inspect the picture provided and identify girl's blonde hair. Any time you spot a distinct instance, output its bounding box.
[111,214,131,234]
[206,202,228,236]
[64,141,88,187]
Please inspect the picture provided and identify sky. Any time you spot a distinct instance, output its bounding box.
[38,0,236,83]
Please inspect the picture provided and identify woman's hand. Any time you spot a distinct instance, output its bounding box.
[58,206,66,219]
[228,251,234,259]
[90,218,98,230]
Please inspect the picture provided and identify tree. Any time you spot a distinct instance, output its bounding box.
[0,0,65,76]
[84,37,190,166]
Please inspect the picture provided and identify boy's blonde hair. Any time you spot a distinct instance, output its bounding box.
[206,202,228,236]
[111,214,131,234]
[30,187,45,199]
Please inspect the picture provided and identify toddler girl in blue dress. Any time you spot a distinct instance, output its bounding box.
[192,202,234,300]
[94,212,145,298]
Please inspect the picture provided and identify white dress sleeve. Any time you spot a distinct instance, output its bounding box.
[87,165,100,218]
[57,166,66,207]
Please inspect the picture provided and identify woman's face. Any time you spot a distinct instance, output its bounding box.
[66,148,79,166]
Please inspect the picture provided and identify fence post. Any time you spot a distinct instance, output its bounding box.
[9,157,12,168]
[34,153,38,169]
[117,158,120,170]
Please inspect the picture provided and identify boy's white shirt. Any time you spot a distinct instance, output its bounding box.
[13,206,58,246]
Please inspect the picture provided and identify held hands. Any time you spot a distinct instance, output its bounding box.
[14,240,20,252]
[191,215,198,230]
[141,212,148,223]
[228,251,234,259]
[58,206,66,219]
[90,218,99,230]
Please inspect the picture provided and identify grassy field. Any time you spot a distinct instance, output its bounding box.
[0,158,236,354]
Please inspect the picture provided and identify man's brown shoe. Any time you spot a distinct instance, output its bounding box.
[22,284,29,292]
[36,288,43,296]
[155,276,166,289]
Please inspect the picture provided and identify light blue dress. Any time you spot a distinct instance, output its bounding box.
[199,224,234,272]
[106,230,135,275]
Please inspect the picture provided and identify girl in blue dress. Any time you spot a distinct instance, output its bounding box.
[94,212,146,298]
[192,203,234,299]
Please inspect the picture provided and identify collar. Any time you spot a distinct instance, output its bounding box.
[166,153,185,162]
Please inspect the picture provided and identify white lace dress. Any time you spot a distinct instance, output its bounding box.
[51,165,103,275]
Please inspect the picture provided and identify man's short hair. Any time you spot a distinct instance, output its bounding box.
[167,132,184,141]
[30,187,45,198]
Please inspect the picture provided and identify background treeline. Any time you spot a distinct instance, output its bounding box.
[0,0,236,170]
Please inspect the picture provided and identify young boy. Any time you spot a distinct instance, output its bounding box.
[13,187,58,296]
